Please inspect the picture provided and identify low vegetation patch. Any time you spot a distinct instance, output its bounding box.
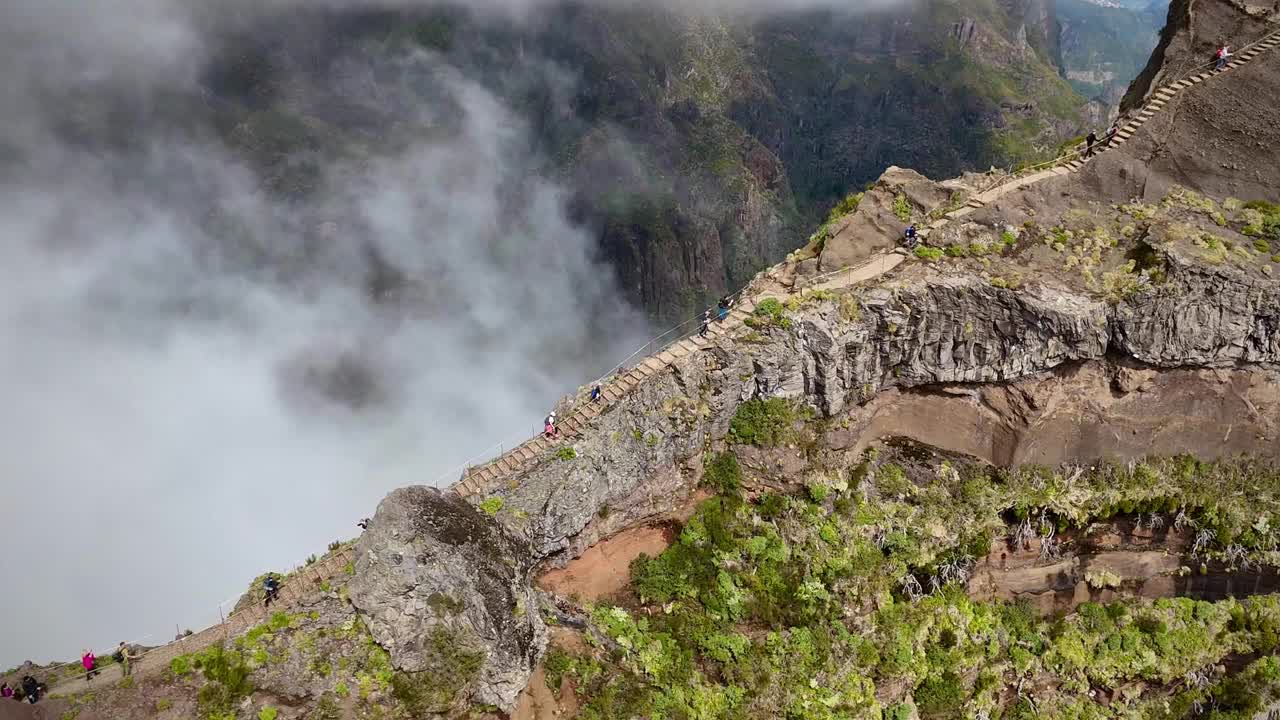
[559,452,1280,719]
[746,298,792,330]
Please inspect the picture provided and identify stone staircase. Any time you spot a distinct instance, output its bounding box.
[921,25,1280,236]
[452,298,758,499]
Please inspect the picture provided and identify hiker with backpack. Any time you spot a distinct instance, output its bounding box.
[700,309,712,338]
[115,642,133,676]
[543,411,561,439]
[263,575,281,607]
[1,682,13,699]
[1085,130,1098,158]
[1215,44,1232,70]
[20,675,40,703]
[903,224,919,248]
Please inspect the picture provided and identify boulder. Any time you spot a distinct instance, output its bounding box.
[348,487,546,713]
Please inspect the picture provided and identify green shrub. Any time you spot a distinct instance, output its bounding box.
[893,193,913,221]
[729,398,797,447]
[258,708,279,720]
[749,298,792,329]
[555,446,577,461]
[703,452,742,493]
[914,671,966,717]
[1254,238,1271,254]
[838,294,862,322]
[155,699,172,711]
[913,246,944,261]
[194,643,254,720]
[169,654,194,678]
[478,497,503,516]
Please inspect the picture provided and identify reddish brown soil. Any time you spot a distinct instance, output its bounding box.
[537,524,677,603]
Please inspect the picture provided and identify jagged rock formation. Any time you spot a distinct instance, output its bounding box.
[347,487,546,712]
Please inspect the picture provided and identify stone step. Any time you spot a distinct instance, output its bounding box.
[657,351,677,364]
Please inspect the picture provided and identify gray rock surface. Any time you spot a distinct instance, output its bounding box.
[348,487,546,713]
[481,251,1280,560]
[1111,254,1280,365]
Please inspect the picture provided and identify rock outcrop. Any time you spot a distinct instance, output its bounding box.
[819,166,964,271]
[348,487,546,713]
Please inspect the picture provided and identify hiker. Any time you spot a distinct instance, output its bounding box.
[115,641,132,676]
[543,411,560,439]
[1215,44,1232,70]
[1,682,13,699]
[903,223,919,248]
[699,309,712,337]
[1085,130,1098,158]
[263,575,281,607]
[82,650,99,683]
[590,385,603,403]
[1106,121,1119,143]
[20,676,39,704]
[717,296,733,321]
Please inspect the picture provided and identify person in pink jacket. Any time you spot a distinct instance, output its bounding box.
[81,650,98,682]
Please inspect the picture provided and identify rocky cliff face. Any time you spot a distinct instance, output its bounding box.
[347,487,546,712]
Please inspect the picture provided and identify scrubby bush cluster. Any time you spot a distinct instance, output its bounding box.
[728,398,802,447]
[554,452,1280,718]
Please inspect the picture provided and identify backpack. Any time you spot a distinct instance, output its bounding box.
[1215,47,1224,59]
[112,651,124,664]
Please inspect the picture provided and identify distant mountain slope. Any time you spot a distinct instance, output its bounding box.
[148,1,1093,322]
[1058,0,1168,105]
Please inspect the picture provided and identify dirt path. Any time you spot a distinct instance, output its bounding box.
[537,524,677,603]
